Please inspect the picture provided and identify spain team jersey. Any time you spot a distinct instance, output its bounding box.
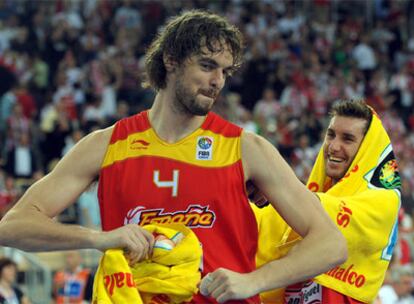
[98,111,259,303]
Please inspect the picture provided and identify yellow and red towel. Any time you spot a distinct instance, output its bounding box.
[92,223,202,303]
[255,109,401,303]
[253,204,300,303]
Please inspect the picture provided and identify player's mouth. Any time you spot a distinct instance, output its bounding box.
[327,155,345,164]
[199,89,218,99]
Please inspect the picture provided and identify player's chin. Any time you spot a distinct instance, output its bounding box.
[326,167,341,180]
[190,101,213,116]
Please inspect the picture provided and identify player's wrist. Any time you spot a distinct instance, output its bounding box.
[245,270,266,296]
[89,230,107,251]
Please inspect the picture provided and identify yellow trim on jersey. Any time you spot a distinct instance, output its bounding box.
[102,128,241,168]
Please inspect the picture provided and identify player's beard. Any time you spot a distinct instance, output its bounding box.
[173,77,215,116]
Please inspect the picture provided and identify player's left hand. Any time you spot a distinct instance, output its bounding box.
[200,268,258,303]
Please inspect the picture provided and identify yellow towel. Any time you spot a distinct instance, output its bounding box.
[255,110,401,303]
[92,223,202,304]
[253,205,300,303]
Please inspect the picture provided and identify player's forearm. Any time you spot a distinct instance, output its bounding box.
[252,227,347,293]
[0,209,101,252]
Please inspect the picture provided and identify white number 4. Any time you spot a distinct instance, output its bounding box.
[153,170,179,197]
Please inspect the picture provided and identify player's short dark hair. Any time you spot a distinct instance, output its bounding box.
[143,10,244,90]
[329,99,373,135]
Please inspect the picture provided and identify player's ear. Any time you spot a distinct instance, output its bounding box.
[163,54,177,73]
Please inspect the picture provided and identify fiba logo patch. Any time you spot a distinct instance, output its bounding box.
[196,136,213,160]
[198,137,212,149]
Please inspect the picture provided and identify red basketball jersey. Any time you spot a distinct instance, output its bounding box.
[98,111,259,303]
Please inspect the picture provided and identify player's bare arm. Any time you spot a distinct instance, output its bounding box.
[0,127,153,260]
[202,132,347,302]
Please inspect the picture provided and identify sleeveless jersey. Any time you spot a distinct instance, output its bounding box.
[98,111,259,303]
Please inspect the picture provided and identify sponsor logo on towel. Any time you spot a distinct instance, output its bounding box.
[337,201,353,228]
[325,264,366,288]
[104,272,135,296]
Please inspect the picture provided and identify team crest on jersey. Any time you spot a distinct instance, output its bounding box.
[196,136,213,160]
[124,204,216,228]
[365,144,401,190]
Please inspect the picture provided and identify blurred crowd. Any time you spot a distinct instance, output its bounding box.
[0,0,414,301]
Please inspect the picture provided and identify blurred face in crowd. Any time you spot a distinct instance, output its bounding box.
[65,251,82,272]
[263,88,275,102]
[170,43,234,116]
[323,115,367,183]
[394,274,414,296]
[1,264,17,284]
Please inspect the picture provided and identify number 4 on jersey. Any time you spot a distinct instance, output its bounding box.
[153,170,179,197]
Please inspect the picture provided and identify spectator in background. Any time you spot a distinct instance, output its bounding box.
[253,87,280,134]
[0,86,17,136]
[40,101,73,167]
[105,100,130,127]
[393,209,413,267]
[226,92,258,133]
[117,46,142,111]
[4,133,40,179]
[291,133,317,183]
[30,53,49,95]
[5,103,32,152]
[279,77,309,118]
[52,251,93,304]
[62,129,84,157]
[99,72,118,122]
[352,34,377,82]
[378,266,414,304]
[0,257,30,304]
[77,182,101,230]
[0,175,20,219]
[81,95,105,128]
[14,83,36,120]
[401,179,414,215]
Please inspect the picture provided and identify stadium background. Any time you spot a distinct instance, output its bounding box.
[0,0,413,302]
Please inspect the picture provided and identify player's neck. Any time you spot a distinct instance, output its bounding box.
[149,91,206,144]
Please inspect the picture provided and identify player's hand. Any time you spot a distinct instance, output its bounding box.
[246,180,269,208]
[200,268,258,303]
[95,224,154,264]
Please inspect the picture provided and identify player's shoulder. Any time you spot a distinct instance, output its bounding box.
[86,126,114,146]
[241,131,282,165]
[241,131,268,148]
[58,126,115,175]
[204,112,242,137]
[67,126,114,158]
[241,131,285,183]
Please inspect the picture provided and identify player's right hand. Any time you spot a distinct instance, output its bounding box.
[94,224,155,264]
[246,180,269,208]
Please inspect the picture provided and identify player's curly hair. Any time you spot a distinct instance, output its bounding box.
[143,10,244,91]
